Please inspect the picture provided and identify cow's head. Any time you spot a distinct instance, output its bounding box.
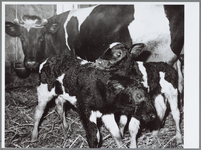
[108,79,156,123]
[95,42,145,70]
[5,15,61,73]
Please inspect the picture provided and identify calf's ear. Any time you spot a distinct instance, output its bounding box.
[107,80,125,93]
[5,22,21,37]
[46,22,61,34]
[129,43,146,58]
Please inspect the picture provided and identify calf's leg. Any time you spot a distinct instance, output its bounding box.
[31,84,56,142]
[81,110,101,148]
[166,90,182,144]
[102,114,123,148]
[55,94,77,138]
[119,115,128,137]
[129,117,140,148]
[152,94,167,136]
[55,96,68,138]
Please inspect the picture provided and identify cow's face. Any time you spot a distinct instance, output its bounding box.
[95,42,145,70]
[124,85,156,123]
[5,15,61,71]
[19,26,46,70]
[130,87,156,123]
[108,80,156,123]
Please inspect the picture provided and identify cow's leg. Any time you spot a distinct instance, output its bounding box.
[101,114,123,148]
[152,94,167,136]
[166,90,182,144]
[31,84,56,142]
[119,115,128,137]
[129,117,140,148]
[82,110,101,148]
[55,96,68,138]
[174,59,184,109]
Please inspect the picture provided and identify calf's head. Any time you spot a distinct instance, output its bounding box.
[108,79,156,123]
[5,15,61,71]
[95,42,145,70]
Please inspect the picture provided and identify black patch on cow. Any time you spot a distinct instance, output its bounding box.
[164,5,184,56]
[46,11,70,53]
[67,5,134,61]
[66,16,79,56]
[54,80,63,95]
[100,48,113,60]
[96,79,107,103]
[134,51,152,62]
[128,61,144,82]
[144,62,178,89]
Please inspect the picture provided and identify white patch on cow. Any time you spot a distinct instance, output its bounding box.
[56,73,77,106]
[89,111,103,123]
[159,72,177,95]
[32,83,56,141]
[154,94,167,120]
[89,111,97,124]
[20,19,44,32]
[119,115,128,137]
[173,59,184,107]
[59,94,77,107]
[136,62,149,91]
[101,114,122,147]
[89,111,102,143]
[64,5,98,50]
[80,59,90,65]
[37,83,56,102]
[96,129,101,143]
[128,117,140,148]
[56,74,65,93]
[39,58,48,73]
[128,5,175,64]
[77,56,82,60]
[158,72,182,144]
[109,42,121,49]
[154,72,172,121]
[77,56,91,65]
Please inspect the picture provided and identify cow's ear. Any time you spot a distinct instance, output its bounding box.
[5,22,21,37]
[46,22,61,34]
[107,80,125,92]
[129,43,146,58]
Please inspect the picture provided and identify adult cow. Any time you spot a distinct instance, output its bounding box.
[5,13,72,78]
[5,5,184,78]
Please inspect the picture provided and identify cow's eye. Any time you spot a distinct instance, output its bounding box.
[115,52,122,58]
[135,92,145,102]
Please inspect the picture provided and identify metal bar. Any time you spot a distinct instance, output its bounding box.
[15,5,18,61]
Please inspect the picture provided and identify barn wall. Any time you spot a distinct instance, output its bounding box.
[5,5,56,84]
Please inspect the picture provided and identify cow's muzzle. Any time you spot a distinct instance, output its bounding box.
[135,102,157,124]
[25,60,39,70]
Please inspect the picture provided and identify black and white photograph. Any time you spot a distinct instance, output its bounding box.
[1,1,199,149]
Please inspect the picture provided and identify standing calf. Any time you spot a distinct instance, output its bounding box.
[31,43,156,148]
[96,42,183,145]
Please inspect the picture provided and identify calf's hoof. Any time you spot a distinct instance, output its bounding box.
[31,135,38,142]
[176,135,183,145]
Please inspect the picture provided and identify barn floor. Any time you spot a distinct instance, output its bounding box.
[4,73,184,148]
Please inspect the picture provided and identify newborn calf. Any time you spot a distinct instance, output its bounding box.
[31,43,156,148]
[96,42,182,146]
